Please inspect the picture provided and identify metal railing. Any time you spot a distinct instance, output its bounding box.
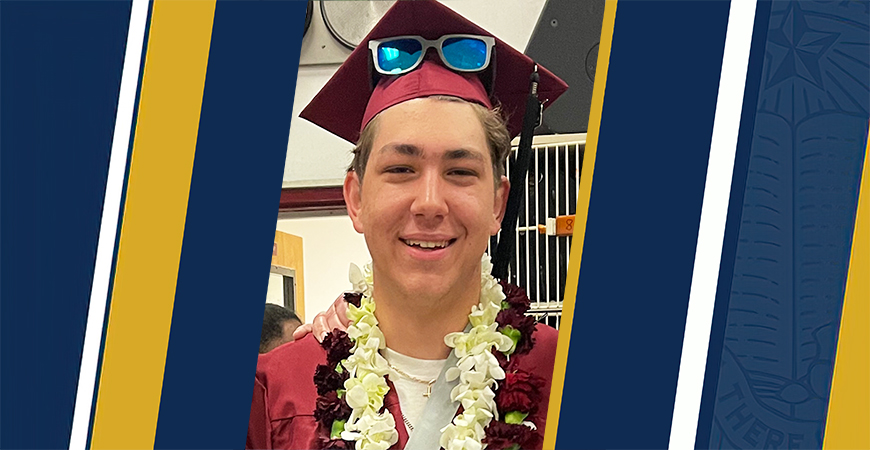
[490,133,585,330]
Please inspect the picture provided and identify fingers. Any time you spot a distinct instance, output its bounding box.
[312,313,331,343]
[325,294,347,331]
[326,308,344,332]
[329,295,350,330]
[336,300,350,327]
[292,323,313,341]
[291,294,354,344]
[332,294,345,308]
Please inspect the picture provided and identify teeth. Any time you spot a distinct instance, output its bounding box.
[404,239,449,249]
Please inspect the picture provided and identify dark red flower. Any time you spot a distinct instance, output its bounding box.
[313,391,352,426]
[496,371,544,415]
[318,436,351,449]
[496,310,537,355]
[494,349,509,369]
[484,420,541,450]
[343,292,362,308]
[322,330,353,366]
[499,281,530,314]
[314,364,348,396]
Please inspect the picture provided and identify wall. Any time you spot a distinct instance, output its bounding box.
[276,214,370,319]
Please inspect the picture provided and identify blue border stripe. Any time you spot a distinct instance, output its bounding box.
[556,2,731,448]
[0,1,132,447]
[694,2,773,447]
[152,1,305,448]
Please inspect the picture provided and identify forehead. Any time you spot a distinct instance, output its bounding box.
[370,97,490,162]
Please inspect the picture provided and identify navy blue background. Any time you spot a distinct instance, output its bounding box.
[153,2,306,448]
[4,1,866,449]
[0,1,132,448]
[556,2,731,449]
[704,2,869,448]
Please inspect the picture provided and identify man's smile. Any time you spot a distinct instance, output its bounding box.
[400,238,457,250]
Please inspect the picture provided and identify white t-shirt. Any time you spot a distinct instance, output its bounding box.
[381,347,447,433]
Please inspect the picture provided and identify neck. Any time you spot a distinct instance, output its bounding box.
[373,275,480,360]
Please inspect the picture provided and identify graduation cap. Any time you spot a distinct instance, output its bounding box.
[299,0,569,144]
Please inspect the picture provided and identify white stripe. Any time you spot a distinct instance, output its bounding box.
[69,1,149,448]
[668,1,757,449]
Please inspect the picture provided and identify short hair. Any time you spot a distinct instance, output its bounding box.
[348,96,511,185]
[260,304,301,353]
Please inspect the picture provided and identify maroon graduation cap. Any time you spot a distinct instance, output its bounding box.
[299,0,569,144]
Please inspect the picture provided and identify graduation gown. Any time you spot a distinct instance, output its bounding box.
[247,323,558,450]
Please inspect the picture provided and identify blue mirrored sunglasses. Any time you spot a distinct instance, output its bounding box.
[368,34,495,75]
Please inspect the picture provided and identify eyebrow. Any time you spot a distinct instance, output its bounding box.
[443,148,485,163]
[378,143,421,157]
[378,144,485,162]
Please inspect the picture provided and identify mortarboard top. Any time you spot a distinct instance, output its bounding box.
[299,0,569,144]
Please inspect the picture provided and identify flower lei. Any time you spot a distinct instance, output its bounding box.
[313,256,544,450]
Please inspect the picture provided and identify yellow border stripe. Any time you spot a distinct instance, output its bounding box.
[823,128,870,450]
[543,1,617,448]
[90,1,215,447]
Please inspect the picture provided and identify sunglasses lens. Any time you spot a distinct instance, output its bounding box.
[441,37,488,70]
[377,39,423,74]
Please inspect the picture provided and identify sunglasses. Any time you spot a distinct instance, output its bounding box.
[368,34,495,75]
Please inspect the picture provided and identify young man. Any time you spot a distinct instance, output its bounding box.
[248,2,567,449]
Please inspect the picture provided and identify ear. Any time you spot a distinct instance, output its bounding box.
[344,171,365,234]
[491,175,510,235]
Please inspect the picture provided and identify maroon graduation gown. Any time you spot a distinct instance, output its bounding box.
[247,324,558,450]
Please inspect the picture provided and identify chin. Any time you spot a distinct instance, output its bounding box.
[396,271,455,298]
[411,266,482,297]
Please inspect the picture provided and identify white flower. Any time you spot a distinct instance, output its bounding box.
[345,372,389,411]
[342,410,398,450]
[446,323,513,360]
[340,255,518,450]
[468,301,499,327]
[349,263,367,294]
[441,255,511,449]
[440,424,484,450]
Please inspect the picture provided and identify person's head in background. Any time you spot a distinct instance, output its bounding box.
[260,304,302,353]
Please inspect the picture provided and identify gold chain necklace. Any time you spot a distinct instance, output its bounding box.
[387,362,437,398]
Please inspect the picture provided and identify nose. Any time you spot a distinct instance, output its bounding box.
[409,171,448,223]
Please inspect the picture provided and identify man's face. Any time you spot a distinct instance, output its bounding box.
[344,98,509,301]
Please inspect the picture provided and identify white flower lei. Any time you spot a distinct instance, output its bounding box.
[339,255,515,450]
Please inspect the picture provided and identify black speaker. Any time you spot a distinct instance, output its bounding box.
[525,0,605,134]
